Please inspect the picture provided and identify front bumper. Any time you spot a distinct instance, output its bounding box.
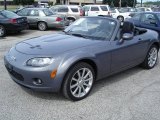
[4,50,63,92]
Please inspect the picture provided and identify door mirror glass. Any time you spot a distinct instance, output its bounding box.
[122,33,133,40]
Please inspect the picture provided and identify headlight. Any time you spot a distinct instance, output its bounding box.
[26,57,54,67]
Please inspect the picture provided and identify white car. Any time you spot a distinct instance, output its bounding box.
[83,5,111,16]
[111,8,131,21]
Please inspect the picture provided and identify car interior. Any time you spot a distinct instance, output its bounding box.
[116,21,147,40]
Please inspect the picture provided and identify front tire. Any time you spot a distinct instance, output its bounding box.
[141,45,158,69]
[0,25,6,37]
[62,62,95,101]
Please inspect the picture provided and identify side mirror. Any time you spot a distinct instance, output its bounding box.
[122,33,133,40]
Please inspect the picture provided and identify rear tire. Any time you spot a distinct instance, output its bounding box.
[38,22,47,31]
[62,62,95,101]
[0,25,6,37]
[141,45,158,69]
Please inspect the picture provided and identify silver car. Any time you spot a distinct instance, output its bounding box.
[4,17,160,101]
[16,8,68,30]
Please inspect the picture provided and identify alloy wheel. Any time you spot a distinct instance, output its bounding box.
[70,68,93,98]
[148,47,158,68]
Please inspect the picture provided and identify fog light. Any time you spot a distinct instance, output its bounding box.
[33,78,43,85]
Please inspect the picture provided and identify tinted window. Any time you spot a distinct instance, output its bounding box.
[1,10,19,18]
[141,13,157,25]
[43,9,54,16]
[71,8,78,12]
[17,8,29,16]
[29,10,39,16]
[58,7,69,12]
[100,6,108,11]
[91,7,99,11]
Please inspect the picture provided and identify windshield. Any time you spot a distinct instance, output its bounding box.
[64,17,117,40]
[1,10,19,18]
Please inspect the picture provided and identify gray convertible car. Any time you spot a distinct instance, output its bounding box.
[4,17,160,101]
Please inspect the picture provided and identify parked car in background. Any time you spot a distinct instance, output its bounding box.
[111,8,131,21]
[118,7,137,18]
[16,8,68,31]
[136,7,152,12]
[83,5,111,16]
[0,10,28,37]
[152,7,160,12]
[50,5,84,23]
[126,12,160,35]
[4,17,160,101]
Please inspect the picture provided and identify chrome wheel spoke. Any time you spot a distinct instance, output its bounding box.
[71,83,78,89]
[148,47,157,67]
[70,67,93,98]
[78,86,82,97]
[72,78,78,82]
[73,86,79,95]
[83,82,90,87]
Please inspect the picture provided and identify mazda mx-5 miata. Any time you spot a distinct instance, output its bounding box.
[4,17,160,101]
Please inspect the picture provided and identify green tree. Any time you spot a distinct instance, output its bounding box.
[13,0,34,5]
[103,0,137,7]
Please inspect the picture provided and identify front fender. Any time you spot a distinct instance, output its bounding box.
[58,51,97,76]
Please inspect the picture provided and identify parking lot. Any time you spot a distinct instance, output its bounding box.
[0,29,160,120]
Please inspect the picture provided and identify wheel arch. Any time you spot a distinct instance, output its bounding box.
[67,16,76,21]
[60,58,98,91]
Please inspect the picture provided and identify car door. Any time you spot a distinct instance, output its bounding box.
[140,13,160,33]
[110,30,149,73]
[27,9,40,26]
[88,6,100,16]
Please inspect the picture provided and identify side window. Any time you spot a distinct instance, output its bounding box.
[141,13,157,25]
[17,9,29,16]
[70,8,78,12]
[58,7,69,12]
[132,13,141,20]
[28,10,39,16]
[100,6,108,11]
[91,6,99,11]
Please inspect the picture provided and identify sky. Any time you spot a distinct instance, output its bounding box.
[137,0,159,2]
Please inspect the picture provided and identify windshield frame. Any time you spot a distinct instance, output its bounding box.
[64,17,118,41]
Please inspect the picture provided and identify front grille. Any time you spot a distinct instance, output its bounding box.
[5,64,24,81]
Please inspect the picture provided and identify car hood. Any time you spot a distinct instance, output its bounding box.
[15,33,101,55]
